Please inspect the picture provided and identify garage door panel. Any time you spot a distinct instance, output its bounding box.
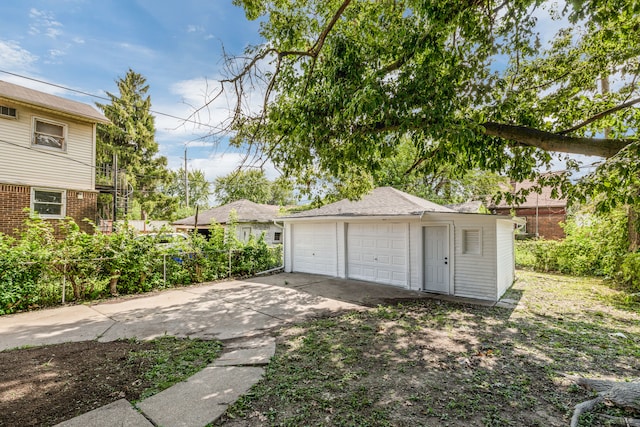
[292,223,337,276]
[347,223,407,287]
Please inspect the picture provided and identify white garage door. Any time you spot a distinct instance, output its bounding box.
[347,223,408,287]
[291,223,337,276]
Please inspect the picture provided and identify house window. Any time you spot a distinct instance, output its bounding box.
[274,231,282,242]
[462,229,481,255]
[33,118,66,150]
[241,226,252,242]
[31,188,66,218]
[0,105,17,119]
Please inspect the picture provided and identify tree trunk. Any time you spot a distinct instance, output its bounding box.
[109,273,120,296]
[569,377,640,427]
[482,122,631,158]
[629,205,640,252]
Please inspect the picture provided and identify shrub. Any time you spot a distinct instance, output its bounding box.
[0,217,284,315]
[618,253,640,292]
[515,207,629,277]
[515,240,560,272]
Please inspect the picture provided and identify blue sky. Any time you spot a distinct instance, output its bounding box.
[0,1,598,188]
[0,0,272,181]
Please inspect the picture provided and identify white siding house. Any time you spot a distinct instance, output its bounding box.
[283,187,516,302]
[173,199,284,245]
[0,80,108,236]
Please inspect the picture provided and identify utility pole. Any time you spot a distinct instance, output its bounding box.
[184,146,189,208]
[113,153,118,225]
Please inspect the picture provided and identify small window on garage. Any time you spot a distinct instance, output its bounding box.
[31,188,66,219]
[462,229,481,255]
[274,231,282,242]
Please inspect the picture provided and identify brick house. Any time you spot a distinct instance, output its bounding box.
[489,177,567,240]
[0,80,108,237]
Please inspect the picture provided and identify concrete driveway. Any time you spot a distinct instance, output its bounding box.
[0,273,434,352]
[1,273,484,427]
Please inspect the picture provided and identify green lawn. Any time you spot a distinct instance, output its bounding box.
[215,270,640,427]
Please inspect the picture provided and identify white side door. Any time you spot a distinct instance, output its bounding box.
[424,225,450,293]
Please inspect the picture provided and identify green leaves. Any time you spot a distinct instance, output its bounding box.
[97,69,174,220]
[224,0,640,208]
[213,169,296,205]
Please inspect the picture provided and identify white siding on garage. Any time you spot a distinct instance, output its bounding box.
[0,104,95,191]
[290,222,338,276]
[451,217,498,301]
[347,222,408,287]
[495,219,515,299]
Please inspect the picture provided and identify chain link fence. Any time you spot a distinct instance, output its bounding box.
[0,246,283,315]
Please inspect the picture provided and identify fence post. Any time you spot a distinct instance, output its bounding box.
[61,262,66,304]
[163,254,167,286]
[228,249,232,278]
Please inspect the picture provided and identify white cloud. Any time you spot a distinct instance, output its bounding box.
[199,153,279,181]
[44,48,66,64]
[46,28,63,39]
[0,40,38,70]
[167,151,278,182]
[29,8,63,39]
[170,76,264,130]
[118,42,155,58]
[72,37,85,44]
[187,25,204,33]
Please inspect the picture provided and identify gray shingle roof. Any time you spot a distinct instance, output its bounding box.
[0,80,108,123]
[446,200,484,213]
[173,199,280,226]
[286,187,455,218]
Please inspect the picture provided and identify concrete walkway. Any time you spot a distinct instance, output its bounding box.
[0,273,442,427]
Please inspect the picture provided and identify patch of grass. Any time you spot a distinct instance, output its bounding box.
[129,336,223,400]
[215,270,640,426]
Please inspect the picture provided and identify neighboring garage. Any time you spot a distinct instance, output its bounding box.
[282,187,518,302]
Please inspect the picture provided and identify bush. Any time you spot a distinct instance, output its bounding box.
[515,240,561,272]
[0,217,284,315]
[515,207,628,277]
[618,252,640,292]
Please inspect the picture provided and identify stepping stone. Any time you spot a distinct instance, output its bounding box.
[214,336,276,366]
[54,399,152,427]
[137,366,264,427]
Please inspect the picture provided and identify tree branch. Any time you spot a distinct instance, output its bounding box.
[482,122,633,158]
[310,0,352,56]
[558,96,640,135]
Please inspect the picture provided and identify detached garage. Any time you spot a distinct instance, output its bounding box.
[282,187,517,302]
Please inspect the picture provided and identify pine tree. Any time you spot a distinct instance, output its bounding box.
[97,69,175,220]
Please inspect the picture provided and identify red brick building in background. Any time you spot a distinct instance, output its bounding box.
[490,178,567,240]
[0,80,107,238]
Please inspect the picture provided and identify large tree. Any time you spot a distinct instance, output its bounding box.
[374,138,507,205]
[97,69,174,220]
[205,0,639,210]
[165,168,211,208]
[213,169,295,205]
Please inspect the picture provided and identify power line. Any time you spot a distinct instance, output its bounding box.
[0,69,226,131]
